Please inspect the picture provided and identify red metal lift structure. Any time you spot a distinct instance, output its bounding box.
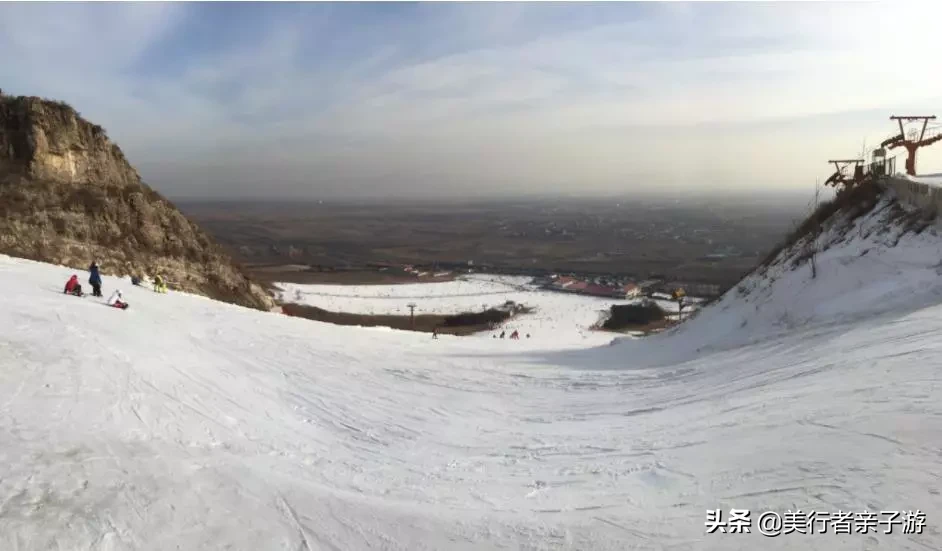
[881,116,942,176]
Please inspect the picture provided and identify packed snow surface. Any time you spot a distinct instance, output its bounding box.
[904,172,942,187]
[2,195,942,549]
[276,275,693,348]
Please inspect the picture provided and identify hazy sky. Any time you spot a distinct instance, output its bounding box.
[2,2,942,200]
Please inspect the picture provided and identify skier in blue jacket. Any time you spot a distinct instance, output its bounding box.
[89,261,103,297]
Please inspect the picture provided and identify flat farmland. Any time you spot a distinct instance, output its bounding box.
[179,195,805,290]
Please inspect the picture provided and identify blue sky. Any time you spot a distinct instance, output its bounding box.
[2,2,942,200]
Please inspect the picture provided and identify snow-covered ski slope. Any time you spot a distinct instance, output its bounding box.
[907,172,942,187]
[1,192,942,550]
[276,275,694,348]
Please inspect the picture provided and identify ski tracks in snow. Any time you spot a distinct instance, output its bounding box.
[1,254,942,549]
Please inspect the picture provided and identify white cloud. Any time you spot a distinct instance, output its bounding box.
[2,2,942,199]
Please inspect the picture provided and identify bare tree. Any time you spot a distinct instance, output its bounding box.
[809,178,821,279]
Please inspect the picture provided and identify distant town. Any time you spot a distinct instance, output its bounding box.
[398,264,720,300]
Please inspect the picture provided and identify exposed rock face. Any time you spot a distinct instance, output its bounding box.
[0,93,274,311]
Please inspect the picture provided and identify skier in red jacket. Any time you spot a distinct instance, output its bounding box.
[64,274,83,296]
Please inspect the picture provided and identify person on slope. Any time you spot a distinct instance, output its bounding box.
[510,330,519,340]
[63,274,84,296]
[153,274,168,294]
[107,289,129,310]
[89,261,103,297]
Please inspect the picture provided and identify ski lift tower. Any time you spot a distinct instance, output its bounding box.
[672,287,687,321]
[823,159,865,189]
[882,116,942,176]
[407,302,417,329]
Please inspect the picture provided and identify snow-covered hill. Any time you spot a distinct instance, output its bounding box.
[1,191,941,550]
[574,192,942,370]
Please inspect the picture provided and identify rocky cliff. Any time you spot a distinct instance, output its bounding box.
[0,93,274,311]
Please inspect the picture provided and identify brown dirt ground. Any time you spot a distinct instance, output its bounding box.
[280,303,522,336]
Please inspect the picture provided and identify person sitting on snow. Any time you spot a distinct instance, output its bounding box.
[63,274,83,296]
[153,274,168,293]
[107,289,129,309]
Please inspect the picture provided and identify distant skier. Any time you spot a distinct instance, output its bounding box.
[131,274,142,287]
[63,274,83,296]
[432,328,439,339]
[107,289,129,310]
[510,330,519,340]
[89,261,102,297]
[153,274,167,294]
[526,333,531,339]
[499,330,505,339]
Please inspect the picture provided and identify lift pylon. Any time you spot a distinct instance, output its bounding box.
[881,116,942,176]
[823,159,865,188]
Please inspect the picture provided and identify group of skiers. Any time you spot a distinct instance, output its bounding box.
[63,262,105,298]
[431,328,531,339]
[133,273,167,293]
[63,261,128,309]
[62,261,168,310]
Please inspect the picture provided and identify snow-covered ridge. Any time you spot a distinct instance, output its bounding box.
[587,190,942,369]
[904,172,942,187]
[704,192,941,338]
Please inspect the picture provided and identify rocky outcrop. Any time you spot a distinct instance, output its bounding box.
[0,96,140,186]
[0,93,274,311]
